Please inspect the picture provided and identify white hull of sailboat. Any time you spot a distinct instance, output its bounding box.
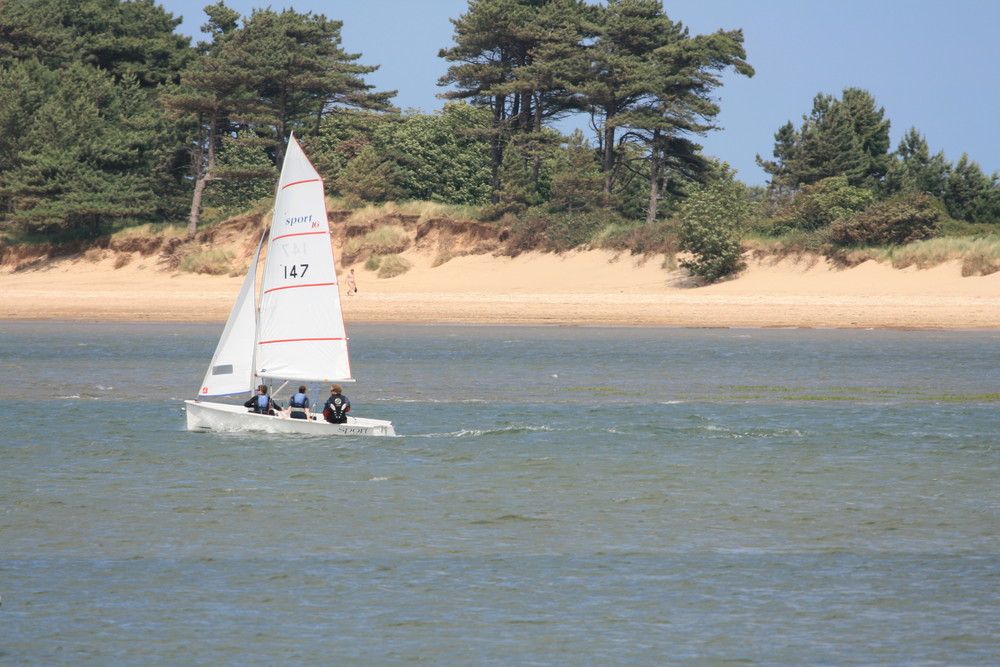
[184,400,397,437]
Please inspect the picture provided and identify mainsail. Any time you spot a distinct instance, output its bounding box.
[255,136,353,384]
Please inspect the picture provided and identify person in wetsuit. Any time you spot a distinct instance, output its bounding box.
[245,384,280,415]
[288,385,312,420]
[323,384,351,424]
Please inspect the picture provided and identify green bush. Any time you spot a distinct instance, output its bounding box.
[678,179,753,282]
[499,214,548,256]
[770,176,875,232]
[335,145,403,205]
[596,221,679,256]
[541,212,607,251]
[828,192,941,246]
[500,210,613,255]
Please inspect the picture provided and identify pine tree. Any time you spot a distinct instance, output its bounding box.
[578,2,752,222]
[580,0,683,195]
[632,26,753,223]
[484,138,536,218]
[207,131,276,213]
[439,0,595,201]
[944,155,998,223]
[840,88,891,188]
[793,93,867,187]
[225,7,394,154]
[164,4,393,234]
[162,5,252,236]
[2,65,157,236]
[0,0,191,86]
[759,88,890,192]
[550,130,603,214]
[883,127,950,198]
[756,121,799,195]
[0,0,191,234]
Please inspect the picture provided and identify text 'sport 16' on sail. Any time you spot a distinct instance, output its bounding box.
[184,135,396,437]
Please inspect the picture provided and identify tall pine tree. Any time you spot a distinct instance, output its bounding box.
[944,154,999,223]
[164,4,394,234]
[439,0,595,202]
[883,127,950,198]
[758,88,890,192]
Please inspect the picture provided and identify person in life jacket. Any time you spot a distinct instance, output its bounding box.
[244,384,280,415]
[287,385,312,420]
[323,384,351,424]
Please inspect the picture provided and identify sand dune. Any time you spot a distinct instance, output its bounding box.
[2,248,998,329]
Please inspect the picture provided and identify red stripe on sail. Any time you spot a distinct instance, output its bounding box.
[271,230,327,242]
[263,281,336,295]
[282,178,322,190]
[259,337,346,345]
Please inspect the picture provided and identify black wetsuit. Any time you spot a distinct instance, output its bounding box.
[323,393,350,424]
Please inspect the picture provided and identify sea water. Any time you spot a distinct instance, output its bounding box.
[1,322,997,665]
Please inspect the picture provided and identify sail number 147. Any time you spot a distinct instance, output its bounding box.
[282,263,309,279]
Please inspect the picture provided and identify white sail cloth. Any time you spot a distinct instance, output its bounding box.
[255,136,352,384]
[197,235,264,397]
[196,135,352,396]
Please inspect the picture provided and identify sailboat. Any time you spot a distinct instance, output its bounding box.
[184,135,396,437]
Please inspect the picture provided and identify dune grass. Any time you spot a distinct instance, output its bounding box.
[744,231,1000,276]
[877,236,1000,276]
[110,222,187,241]
[395,200,482,222]
[178,248,235,275]
[343,225,410,260]
[367,253,411,278]
[343,200,479,226]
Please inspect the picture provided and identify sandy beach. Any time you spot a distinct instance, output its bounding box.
[2,247,998,329]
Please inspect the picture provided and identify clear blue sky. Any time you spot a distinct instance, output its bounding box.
[165,0,1000,186]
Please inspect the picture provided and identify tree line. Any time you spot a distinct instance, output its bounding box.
[1,0,997,278]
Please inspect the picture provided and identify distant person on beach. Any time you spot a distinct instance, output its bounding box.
[346,268,357,295]
[287,385,311,420]
[323,384,351,424]
[245,384,279,415]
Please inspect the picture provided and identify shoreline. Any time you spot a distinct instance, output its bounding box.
[2,250,999,330]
